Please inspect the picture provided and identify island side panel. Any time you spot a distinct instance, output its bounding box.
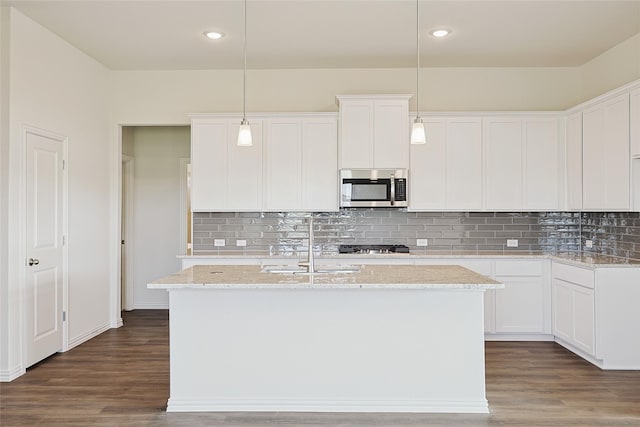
[167,288,489,413]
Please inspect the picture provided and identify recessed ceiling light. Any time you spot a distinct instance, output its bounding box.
[204,31,225,40]
[430,29,451,38]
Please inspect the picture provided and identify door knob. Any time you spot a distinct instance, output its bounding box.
[28,258,40,266]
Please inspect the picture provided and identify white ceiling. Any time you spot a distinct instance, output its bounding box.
[5,0,640,70]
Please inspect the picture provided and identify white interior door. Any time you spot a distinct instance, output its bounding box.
[24,130,64,367]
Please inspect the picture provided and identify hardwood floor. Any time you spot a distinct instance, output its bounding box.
[1,310,639,426]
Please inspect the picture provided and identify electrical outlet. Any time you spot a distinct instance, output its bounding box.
[506,239,519,248]
[236,239,247,247]
[416,238,428,247]
[585,240,593,249]
[214,239,226,247]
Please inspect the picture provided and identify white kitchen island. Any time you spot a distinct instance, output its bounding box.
[148,264,503,414]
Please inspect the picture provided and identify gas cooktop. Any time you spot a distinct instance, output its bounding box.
[338,244,410,255]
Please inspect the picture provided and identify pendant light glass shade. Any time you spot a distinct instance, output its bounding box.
[411,117,426,144]
[237,0,252,146]
[411,0,426,145]
[237,118,253,146]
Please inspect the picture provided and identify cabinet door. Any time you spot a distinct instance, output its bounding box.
[523,119,559,210]
[409,119,446,210]
[373,100,409,169]
[302,118,338,211]
[446,118,483,210]
[410,117,482,211]
[264,119,302,211]
[483,118,523,210]
[190,119,228,211]
[339,100,374,169]
[573,285,595,355]
[227,120,263,211]
[631,88,640,158]
[552,279,574,342]
[565,112,583,210]
[495,276,544,333]
[583,94,630,210]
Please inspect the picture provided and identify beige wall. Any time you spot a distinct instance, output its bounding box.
[580,33,640,103]
[2,8,111,379]
[109,31,640,126]
[0,5,10,380]
[111,67,583,126]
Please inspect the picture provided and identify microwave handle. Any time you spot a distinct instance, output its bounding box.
[390,175,395,206]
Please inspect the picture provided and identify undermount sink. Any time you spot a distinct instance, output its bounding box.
[261,265,360,275]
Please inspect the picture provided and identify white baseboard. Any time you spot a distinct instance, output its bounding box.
[554,338,605,369]
[0,365,26,382]
[485,333,554,342]
[65,320,113,351]
[133,303,169,309]
[166,398,490,414]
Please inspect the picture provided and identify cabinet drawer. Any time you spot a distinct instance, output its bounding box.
[552,262,594,289]
[495,260,543,276]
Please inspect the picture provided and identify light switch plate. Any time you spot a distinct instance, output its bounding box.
[506,239,519,248]
[416,238,428,247]
[236,239,247,247]
[214,239,226,247]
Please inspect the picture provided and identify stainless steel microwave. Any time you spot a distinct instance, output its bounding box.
[340,169,408,207]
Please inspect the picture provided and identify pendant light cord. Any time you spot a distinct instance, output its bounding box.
[243,0,247,120]
[415,0,420,119]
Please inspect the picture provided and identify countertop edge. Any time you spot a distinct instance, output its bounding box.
[148,283,504,290]
[177,253,640,268]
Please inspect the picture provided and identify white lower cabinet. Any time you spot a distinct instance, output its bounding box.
[552,261,640,369]
[552,262,596,358]
[495,276,545,334]
[411,258,548,337]
[552,275,595,356]
[493,260,551,336]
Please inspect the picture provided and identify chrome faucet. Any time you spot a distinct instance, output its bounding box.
[307,217,315,273]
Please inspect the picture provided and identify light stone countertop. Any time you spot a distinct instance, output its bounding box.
[148,264,504,290]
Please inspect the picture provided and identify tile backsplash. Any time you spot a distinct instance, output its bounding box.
[190,210,633,260]
[581,212,640,260]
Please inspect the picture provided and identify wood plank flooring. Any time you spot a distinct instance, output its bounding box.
[1,310,639,426]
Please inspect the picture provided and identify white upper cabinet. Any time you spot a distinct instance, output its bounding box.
[302,118,339,211]
[523,119,559,210]
[264,119,302,211]
[483,118,523,210]
[264,116,338,212]
[565,112,583,210]
[483,117,559,211]
[192,114,337,212]
[191,117,263,212]
[410,117,482,210]
[337,95,410,170]
[631,88,640,158]
[582,93,630,210]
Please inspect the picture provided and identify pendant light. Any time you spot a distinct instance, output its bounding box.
[410,0,426,144]
[237,0,253,147]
